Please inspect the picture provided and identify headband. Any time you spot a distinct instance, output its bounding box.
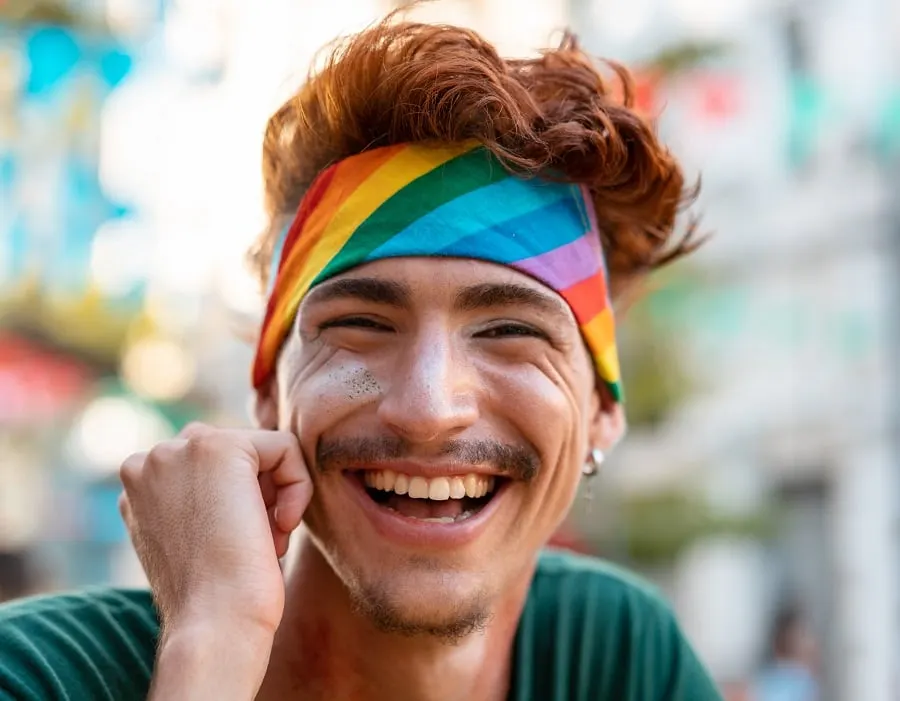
[253,141,622,402]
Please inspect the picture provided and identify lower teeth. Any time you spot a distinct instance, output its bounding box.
[386,508,476,523]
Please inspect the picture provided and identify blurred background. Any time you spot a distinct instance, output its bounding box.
[0,0,898,699]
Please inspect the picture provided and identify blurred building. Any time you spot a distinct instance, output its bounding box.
[567,0,899,698]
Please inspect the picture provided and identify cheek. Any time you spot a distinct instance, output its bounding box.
[481,362,585,468]
[279,352,384,442]
[486,361,593,522]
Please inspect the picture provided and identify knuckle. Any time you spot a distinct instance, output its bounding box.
[184,430,224,464]
[132,438,184,476]
[119,452,145,486]
[145,443,172,469]
[179,421,211,439]
[184,432,210,456]
[265,428,297,453]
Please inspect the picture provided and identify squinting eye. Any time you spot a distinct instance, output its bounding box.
[477,324,547,340]
[319,317,393,332]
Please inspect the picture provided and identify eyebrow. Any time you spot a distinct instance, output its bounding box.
[454,283,569,318]
[303,277,413,308]
[303,276,569,319]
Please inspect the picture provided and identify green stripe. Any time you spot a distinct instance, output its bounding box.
[607,379,623,403]
[313,148,510,284]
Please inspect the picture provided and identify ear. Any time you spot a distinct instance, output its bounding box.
[251,377,279,430]
[587,384,627,455]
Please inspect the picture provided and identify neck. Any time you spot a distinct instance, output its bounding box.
[257,531,532,701]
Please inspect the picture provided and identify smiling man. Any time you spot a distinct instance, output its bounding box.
[0,15,722,701]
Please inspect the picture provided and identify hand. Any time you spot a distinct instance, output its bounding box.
[119,423,313,639]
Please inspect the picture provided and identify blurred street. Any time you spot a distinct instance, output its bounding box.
[1,1,898,699]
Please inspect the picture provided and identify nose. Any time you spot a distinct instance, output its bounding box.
[377,330,479,444]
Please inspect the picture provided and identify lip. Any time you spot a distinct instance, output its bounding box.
[349,461,504,479]
[343,471,510,548]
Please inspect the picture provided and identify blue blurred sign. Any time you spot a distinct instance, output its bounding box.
[0,23,137,300]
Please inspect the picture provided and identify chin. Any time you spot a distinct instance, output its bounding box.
[347,567,494,643]
[309,524,495,642]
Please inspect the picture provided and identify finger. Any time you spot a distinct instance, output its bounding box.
[268,506,290,559]
[118,491,132,526]
[119,451,148,488]
[244,431,312,490]
[274,480,313,533]
[274,531,290,559]
[259,471,278,508]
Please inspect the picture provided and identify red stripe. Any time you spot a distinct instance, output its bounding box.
[559,271,609,324]
[252,166,339,387]
[276,165,338,280]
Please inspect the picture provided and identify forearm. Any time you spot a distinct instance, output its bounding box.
[149,622,274,701]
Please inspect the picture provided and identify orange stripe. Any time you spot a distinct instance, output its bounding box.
[277,164,339,271]
[580,309,616,355]
[275,145,406,296]
[254,146,408,382]
[279,140,478,316]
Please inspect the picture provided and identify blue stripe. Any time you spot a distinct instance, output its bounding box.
[437,197,586,262]
[365,176,573,261]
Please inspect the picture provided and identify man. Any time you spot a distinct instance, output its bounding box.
[753,606,821,701]
[0,14,722,701]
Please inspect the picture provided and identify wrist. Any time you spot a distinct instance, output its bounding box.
[151,620,275,700]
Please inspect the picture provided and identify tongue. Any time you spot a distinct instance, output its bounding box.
[386,494,467,519]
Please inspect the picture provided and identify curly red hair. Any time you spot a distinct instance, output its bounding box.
[248,13,702,299]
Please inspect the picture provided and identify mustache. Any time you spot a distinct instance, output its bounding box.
[316,436,540,482]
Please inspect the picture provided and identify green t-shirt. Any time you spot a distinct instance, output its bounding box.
[0,550,722,700]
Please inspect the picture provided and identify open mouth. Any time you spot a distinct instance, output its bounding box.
[354,470,504,524]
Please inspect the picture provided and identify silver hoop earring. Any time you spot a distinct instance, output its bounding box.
[582,449,604,477]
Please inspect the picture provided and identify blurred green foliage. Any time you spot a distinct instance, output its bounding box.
[643,40,731,76]
[614,489,775,564]
[617,268,703,429]
[618,300,695,429]
[0,282,143,371]
[0,0,101,30]
[573,486,776,565]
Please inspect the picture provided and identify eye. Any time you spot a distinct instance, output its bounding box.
[476,323,548,340]
[319,316,393,332]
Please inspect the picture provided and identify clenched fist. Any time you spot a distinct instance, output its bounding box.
[118,423,313,698]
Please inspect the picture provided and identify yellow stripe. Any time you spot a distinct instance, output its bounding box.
[273,146,406,297]
[595,344,621,383]
[280,141,478,314]
[260,141,479,367]
[581,309,620,382]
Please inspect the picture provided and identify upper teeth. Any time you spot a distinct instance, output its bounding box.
[363,470,496,500]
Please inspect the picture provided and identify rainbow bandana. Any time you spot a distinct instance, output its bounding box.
[253,141,623,402]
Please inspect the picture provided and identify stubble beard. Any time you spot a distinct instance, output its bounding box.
[345,571,493,645]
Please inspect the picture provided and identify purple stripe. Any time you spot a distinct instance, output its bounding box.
[579,185,604,258]
[579,184,607,277]
[513,234,601,290]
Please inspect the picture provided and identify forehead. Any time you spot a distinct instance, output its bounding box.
[301,256,576,320]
